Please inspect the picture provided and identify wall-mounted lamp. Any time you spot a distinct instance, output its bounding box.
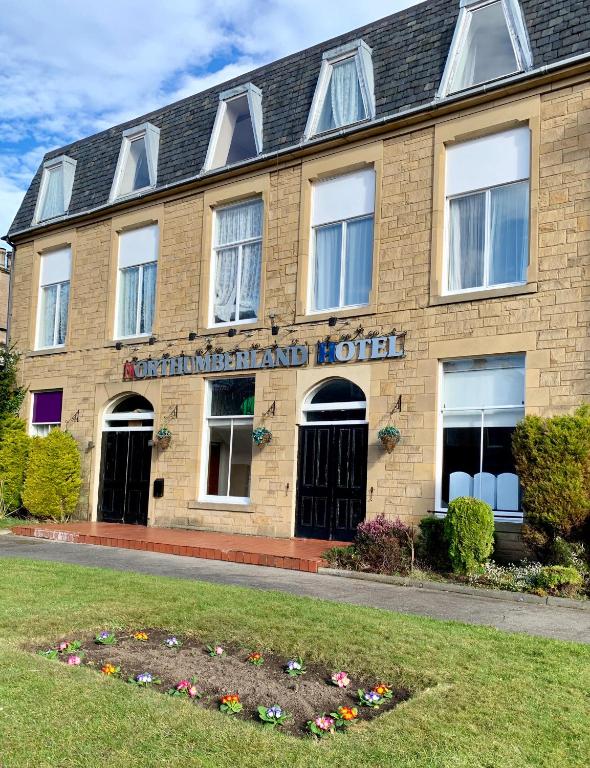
[227,328,237,338]
[328,316,337,327]
[271,325,279,336]
[149,336,156,345]
[188,331,197,341]
[115,341,122,351]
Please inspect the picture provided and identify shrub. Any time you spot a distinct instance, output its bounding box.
[512,406,590,543]
[444,497,495,575]
[474,560,544,593]
[417,516,451,572]
[322,546,359,570]
[0,417,31,514]
[23,430,81,521]
[0,346,26,420]
[534,565,583,597]
[354,514,414,575]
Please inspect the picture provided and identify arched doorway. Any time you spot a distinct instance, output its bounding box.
[98,394,154,525]
[295,378,368,541]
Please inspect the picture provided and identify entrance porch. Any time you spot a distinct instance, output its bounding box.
[10,522,345,573]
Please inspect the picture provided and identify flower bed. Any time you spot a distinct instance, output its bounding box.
[34,628,410,738]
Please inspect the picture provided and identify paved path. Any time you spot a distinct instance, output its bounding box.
[1,534,589,644]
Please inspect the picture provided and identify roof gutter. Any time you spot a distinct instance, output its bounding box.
[5,49,590,243]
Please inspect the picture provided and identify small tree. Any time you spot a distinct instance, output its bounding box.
[0,346,26,419]
[23,430,81,521]
[444,497,494,575]
[512,406,590,542]
[0,416,30,514]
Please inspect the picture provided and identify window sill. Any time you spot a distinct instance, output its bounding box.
[27,347,68,358]
[294,306,375,325]
[105,336,152,348]
[430,283,537,306]
[188,500,254,514]
[201,321,262,336]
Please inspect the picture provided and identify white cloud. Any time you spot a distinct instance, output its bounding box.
[0,0,422,239]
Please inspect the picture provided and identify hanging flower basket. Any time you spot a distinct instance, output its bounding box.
[155,427,172,450]
[378,426,401,454]
[252,427,272,446]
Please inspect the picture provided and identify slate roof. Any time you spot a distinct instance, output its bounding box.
[8,0,590,237]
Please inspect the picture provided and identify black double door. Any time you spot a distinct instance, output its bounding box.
[295,424,368,541]
[98,431,152,525]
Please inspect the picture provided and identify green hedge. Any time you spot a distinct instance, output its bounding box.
[22,430,81,521]
[0,417,30,513]
[444,497,495,574]
[512,406,590,541]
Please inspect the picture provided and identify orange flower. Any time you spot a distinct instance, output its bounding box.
[101,663,117,676]
[372,683,390,696]
[337,706,358,721]
[133,631,149,641]
[221,693,240,705]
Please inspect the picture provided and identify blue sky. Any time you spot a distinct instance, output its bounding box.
[0,0,422,240]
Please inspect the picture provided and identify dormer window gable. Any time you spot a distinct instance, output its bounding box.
[304,39,375,141]
[33,155,77,224]
[109,122,160,201]
[204,83,263,172]
[438,0,533,98]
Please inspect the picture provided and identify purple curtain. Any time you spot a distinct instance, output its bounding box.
[33,390,63,424]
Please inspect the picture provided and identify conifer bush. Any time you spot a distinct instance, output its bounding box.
[0,416,30,514]
[512,406,590,544]
[443,497,495,574]
[23,430,81,521]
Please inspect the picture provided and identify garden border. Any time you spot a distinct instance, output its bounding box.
[318,568,590,612]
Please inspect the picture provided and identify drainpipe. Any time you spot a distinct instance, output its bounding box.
[2,235,15,347]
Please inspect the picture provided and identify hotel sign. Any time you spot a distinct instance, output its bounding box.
[123,335,404,381]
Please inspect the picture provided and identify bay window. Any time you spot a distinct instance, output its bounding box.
[203,378,255,503]
[311,168,375,312]
[116,224,159,338]
[445,126,530,293]
[211,199,262,325]
[37,246,71,349]
[439,354,525,520]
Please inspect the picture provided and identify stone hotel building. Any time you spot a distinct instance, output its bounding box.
[5,0,590,551]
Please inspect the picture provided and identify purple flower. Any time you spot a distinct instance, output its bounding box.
[136,673,153,684]
[99,631,110,639]
[165,637,179,647]
[364,691,381,704]
[267,706,283,718]
[287,660,301,670]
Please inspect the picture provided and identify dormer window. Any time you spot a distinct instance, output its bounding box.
[305,40,375,140]
[438,0,532,97]
[204,84,263,171]
[33,155,76,224]
[110,123,160,201]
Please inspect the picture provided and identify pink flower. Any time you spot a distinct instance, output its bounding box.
[187,685,198,699]
[58,642,68,652]
[176,680,190,690]
[67,655,81,665]
[331,671,350,688]
[315,716,335,731]
[214,646,224,655]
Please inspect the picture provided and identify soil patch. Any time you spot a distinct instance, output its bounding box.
[34,629,411,737]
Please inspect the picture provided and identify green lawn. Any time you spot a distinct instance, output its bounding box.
[0,558,588,768]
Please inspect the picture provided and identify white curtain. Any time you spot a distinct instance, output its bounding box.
[216,200,262,246]
[140,262,157,334]
[314,223,342,311]
[317,57,364,132]
[214,248,238,322]
[40,284,57,346]
[344,217,373,306]
[490,182,529,285]
[57,282,69,345]
[448,192,486,291]
[40,167,64,220]
[239,242,261,320]
[119,266,139,336]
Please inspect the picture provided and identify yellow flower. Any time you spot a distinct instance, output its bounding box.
[133,631,149,641]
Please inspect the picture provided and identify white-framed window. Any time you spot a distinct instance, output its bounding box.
[438,0,533,97]
[302,379,367,425]
[33,155,77,224]
[444,126,530,294]
[310,168,375,312]
[210,198,263,326]
[115,224,159,339]
[305,40,375,140]
[304,40,375,139]
[30,390,63,436]
[201,377,255,504]
[204,84,263,171]
[36,246,72,349]
[437,354,525,522]
[109,123,160,201]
